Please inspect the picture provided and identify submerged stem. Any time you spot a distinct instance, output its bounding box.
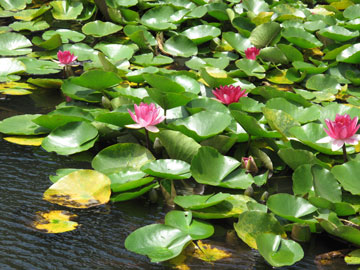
[342,144,348,163]
[145,128,150,150]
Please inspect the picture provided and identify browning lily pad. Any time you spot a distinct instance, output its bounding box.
[32,210,78,233]
[43,169,111,208]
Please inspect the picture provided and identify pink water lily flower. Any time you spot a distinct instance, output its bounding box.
[126,102,165,133]
[245,47,260,60]
[316,114,360,151]
[212,85,247,105]
[57,50,77,66]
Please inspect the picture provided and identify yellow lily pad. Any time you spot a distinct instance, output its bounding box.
[43,169,111,208]
[0,81,37,95]
[0,89,33,95]
[33,210,78,233]
[3,136,44,146]
[191,240,231,262]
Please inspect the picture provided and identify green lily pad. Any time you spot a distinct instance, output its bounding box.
[337,43,360,64]
[332,160,360,196]
[191,146,240,186]
[182,25,221,45]
[71,69,122,90]
[33,107,94,130]
[256,233,304,267]
[50,1,83,20]
[282,27,323,49]
[140,6,177,30]
[61,78,102,103]
[141,159,191,180]
[267,193,317,225]
[250,22,281,48]
[92,143,155,174]
[82,20,123,37]
[234,211,285,249]
[0,57,26,81]
[319,212,360,246]
[10,20,49,32]
[111,182,158,202]
[192,195,256,219]
[170,111,232,141]
[158,130,201,164]
[41,122,98,155]
[345,249,360,265]
[164,211,214,240]
[319,26,359,42]
[222,32,253,53]
[0,32,32,56]
[163,35,198,57]
[125,224,191,262]
[0,114,49,135]
[19,57,61,75]
[278,148,329,171]
[174,193,231,210]
[42,29,86,43]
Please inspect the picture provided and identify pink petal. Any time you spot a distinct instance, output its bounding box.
[316,136,332,144]
[125,123,143,129]
[128,109,138,123]
[145,125,159,133]
[331,140,344,151]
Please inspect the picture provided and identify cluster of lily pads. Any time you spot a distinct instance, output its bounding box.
[3,0,360,268]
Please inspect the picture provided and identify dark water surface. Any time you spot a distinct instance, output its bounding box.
[0,94,357,270]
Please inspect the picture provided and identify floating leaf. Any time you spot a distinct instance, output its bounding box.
[158,130,201,164]
[332,160,360,195]
[3,136,44,146]
[163,35,198,57]
[182,25,221,45]
[92,143,155,174]
[234,211,286,249]
[170,111,232,141]
[50,1,83,20]
[174,193,231,210]
[0,32,32,56]
[43,169,111,208]
[41,121,98,155]
[191,146,240,186]
[33,210,78,233]
[191,240,231,262]
[141,159,191,180]
[82,20,123,37]
[0,114,49,135]
[256,233,304,267]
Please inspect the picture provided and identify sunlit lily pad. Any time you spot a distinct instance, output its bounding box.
[0,58,26,82]
[256,233,304,267]
[41,121,98,155]
[50,1,83,20]
[234,211,286,249]
[141,159,191,179]
[174,193,231,210]
[182,25,221,44]
[0,32,32,56]
[92,143,155,174]
[3,136,44,146]
[0,114,49,135]
[82,20,123,37]
[192,195,256,219]
[33,210,78,233]
[43,169,111,208]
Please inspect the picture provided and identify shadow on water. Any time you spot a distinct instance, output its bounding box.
[0,93,358,270]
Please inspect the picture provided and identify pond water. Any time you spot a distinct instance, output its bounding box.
[0,93,357,270]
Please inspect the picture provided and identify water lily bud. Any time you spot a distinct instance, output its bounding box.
[148,188,158,203]
[260,191,269,203]
[244,186,254,197]
[241,156,258,174]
